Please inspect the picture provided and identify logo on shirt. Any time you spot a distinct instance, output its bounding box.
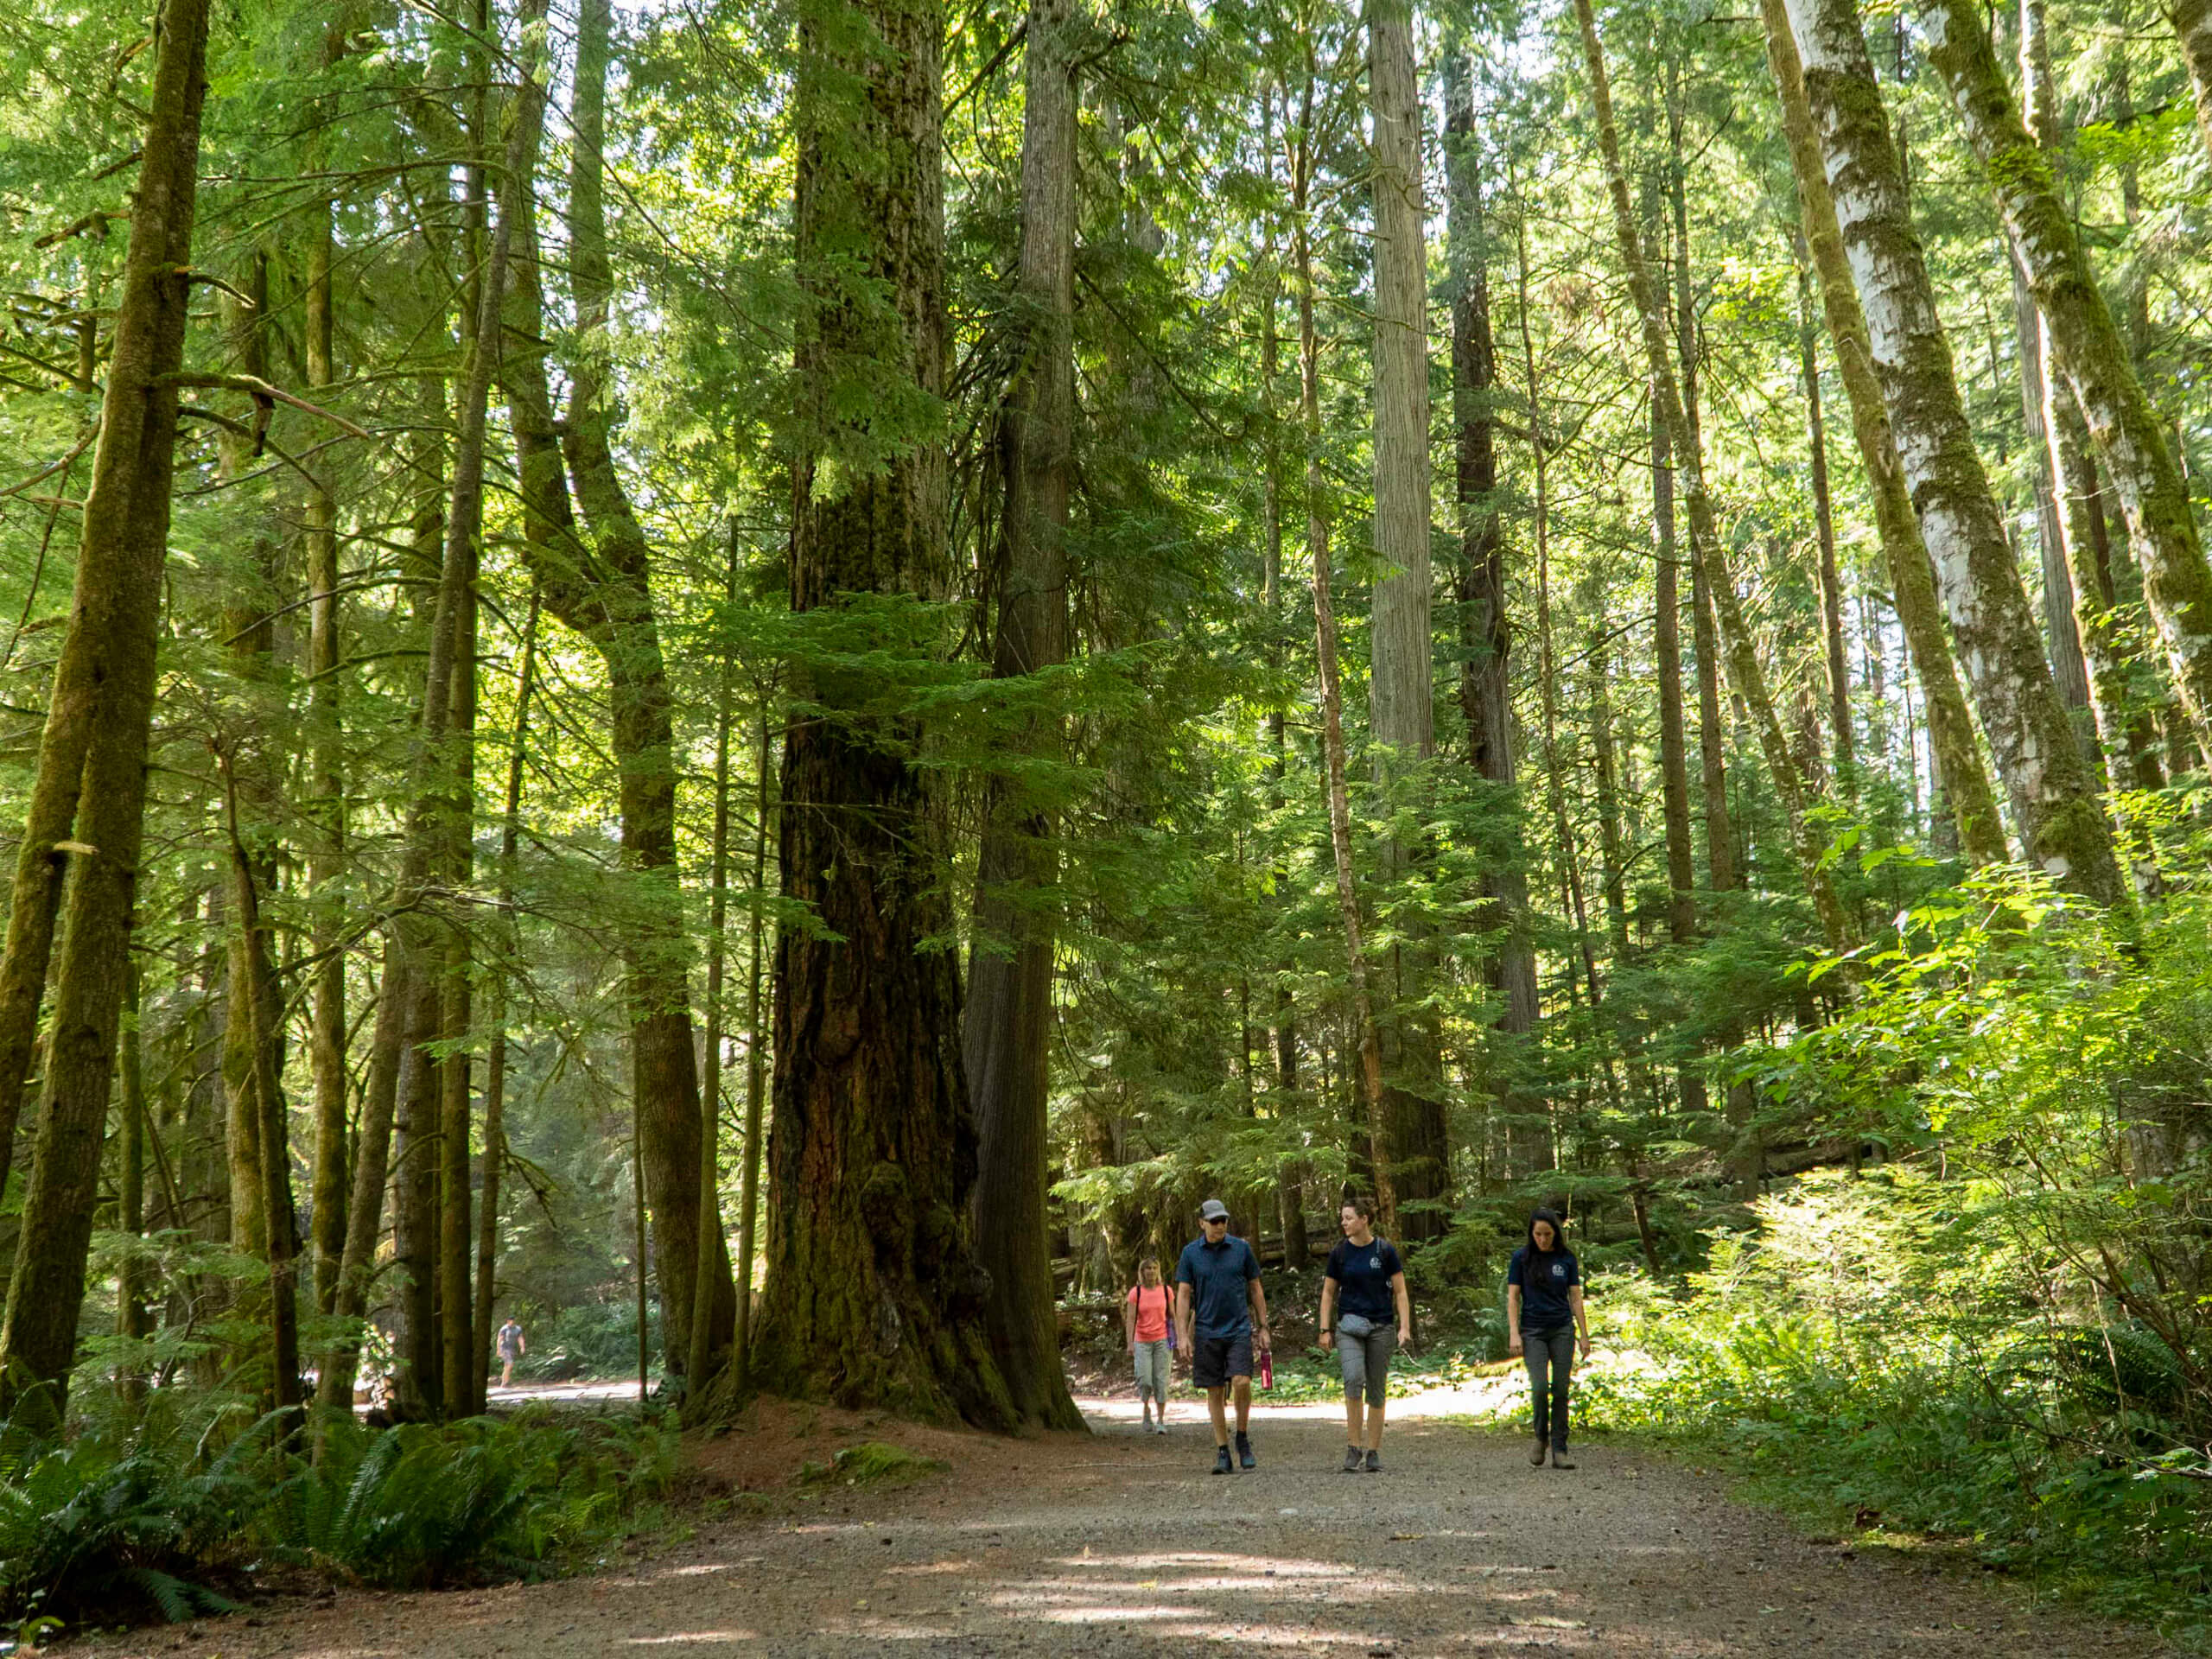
[1369,1255,1380,1270]
[1551,1262,1567,1279]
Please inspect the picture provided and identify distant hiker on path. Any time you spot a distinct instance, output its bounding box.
[1175,1198,1270,1474]
[1319,1196,1410,1471]
[1506,1208,1591,1470]
[497,1317,526,1389]
[1124,1256,1175,1433]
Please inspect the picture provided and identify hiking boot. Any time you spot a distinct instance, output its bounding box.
[1363,1448,1382,1473]
[1212,1445,1234,1475]
[1529,1438,1548,1466]
[1236,1431,1255,1470]
[1342,1444,1363,1472]
[1550,1448,1576,1471]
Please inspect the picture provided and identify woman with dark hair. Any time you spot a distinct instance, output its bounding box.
[1505,1209,1591,1469]
[1319,1195,1411,1471]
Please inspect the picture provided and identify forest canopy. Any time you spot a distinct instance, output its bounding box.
[3,0,2212,1621]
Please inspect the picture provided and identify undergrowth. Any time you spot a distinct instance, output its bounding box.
[0,1392,680,1639]
[1560,1173,2212,1647]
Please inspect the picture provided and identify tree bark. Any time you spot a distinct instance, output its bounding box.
[1574,0,1859,955]
[2165,0,2212,168]
[1925,0,2212,775]
[0,0,213,1421]
[688,547,736,1406]
[733,714,772,1385]
[1788,0,2124,903]
[1366,0,1446,1236]
[753,0,1014,1427]
[1294,83,1394,1235]
[1444,49,1542,1140]
[545,0,735,1376]
[1667,86,1738,900]
[304,82,351,1317]
[1755,0,2007,866]
[962,0,1084,1432]
[1796,248,1857,779]
[474,588,538,1415]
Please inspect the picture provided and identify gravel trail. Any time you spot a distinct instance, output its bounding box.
[79,1399,2177,1656]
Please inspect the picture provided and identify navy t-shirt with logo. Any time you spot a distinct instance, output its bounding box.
[1325,1236,1403,1324]
[1176,1233,1261,1339]
[1507,1244,1580,1332]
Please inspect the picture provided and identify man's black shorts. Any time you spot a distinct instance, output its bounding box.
[1192,1331,1255,1389]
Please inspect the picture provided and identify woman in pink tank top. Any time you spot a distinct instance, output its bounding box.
[1124,1258,1175,1432]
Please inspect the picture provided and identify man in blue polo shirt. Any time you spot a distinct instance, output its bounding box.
[1174,1198,1271,1474]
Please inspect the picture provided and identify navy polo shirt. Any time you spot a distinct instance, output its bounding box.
[1175,1232,1260,1339]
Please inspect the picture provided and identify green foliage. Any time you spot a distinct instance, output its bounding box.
[0,1400,679,1632]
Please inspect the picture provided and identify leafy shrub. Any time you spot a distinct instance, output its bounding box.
[0,1399,680,1632]
[506,1297,663,1384]
[797,1441,947,1488]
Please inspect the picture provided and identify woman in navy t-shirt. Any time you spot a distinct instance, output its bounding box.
[1505,1208,1591,1469]
[1319,1195,1410,1472]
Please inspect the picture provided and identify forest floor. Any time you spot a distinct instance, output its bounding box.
[70,1389,2180,1657]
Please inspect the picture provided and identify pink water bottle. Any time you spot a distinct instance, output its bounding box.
[1259,1347,1274,1390]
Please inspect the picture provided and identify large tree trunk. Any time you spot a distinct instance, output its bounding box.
[752,0,1014,1427]
[1755,0,2008,866]
[0,0,213,1421]
[1294,87,1394,1232]
[1789,0,2125,903]
[1925,0,2212,775]
[1366,0,1446,1237]
[962,0,1084,1433]
[1574,0,1859,956]
[1444,49,1542,1154]
[303,82,351,1316]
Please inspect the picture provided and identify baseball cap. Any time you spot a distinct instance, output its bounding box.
[1198,1198,1230,1222]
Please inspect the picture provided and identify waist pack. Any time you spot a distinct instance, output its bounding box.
[1337,1312,1377,1339]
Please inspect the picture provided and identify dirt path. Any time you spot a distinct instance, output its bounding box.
[80,1398,2178,1657]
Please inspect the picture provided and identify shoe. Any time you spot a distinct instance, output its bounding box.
[1342,1445,1363,1472]
[1236,1431,1255,1470]
[1529,1439,1548,1466]
[1212,1445,1233,1475]
[1154,1421,1169,1435]
[1550,1448,1576,1470]
[1141,1414,1154,1433]
[1363,1449,1382,1472]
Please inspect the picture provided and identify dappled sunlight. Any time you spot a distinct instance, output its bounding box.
[621,1633,761,1646]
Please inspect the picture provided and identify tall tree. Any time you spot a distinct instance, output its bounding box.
[0,0,215,1420]
[1784,0,2125,903]
[753,0,1015,1427]
[1924,0,2212,772]
[1755,0,2007,866]
[1573,0,1859,956]
[1444,48,1542,1152]
[963,0,1085,1432]
[1365,0,1446,1232]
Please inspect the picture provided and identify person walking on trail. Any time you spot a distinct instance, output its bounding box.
[1319,1195,1411,1472]
[496,1316,526,1389]
[1506,1208,1591,1469]
[1175,1198,1271,1474]
[1124,1256,1175,1433]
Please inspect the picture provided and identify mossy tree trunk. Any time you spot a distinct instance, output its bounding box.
[1785,0,2123,903]
[1756,0,2007,867]
[0,0,213,1421]
[1924,0,2212,775]
[753,0,1014,1429]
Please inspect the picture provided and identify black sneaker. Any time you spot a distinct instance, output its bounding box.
[1363,1448,1382,1472]
[1236,1431,1255,1470]
[1341,1445,1363,1472]
[1212,1445,1234,1475]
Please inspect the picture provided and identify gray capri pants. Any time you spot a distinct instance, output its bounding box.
[1336,1319,1398,1407]
[1133,1338,1171,1402]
